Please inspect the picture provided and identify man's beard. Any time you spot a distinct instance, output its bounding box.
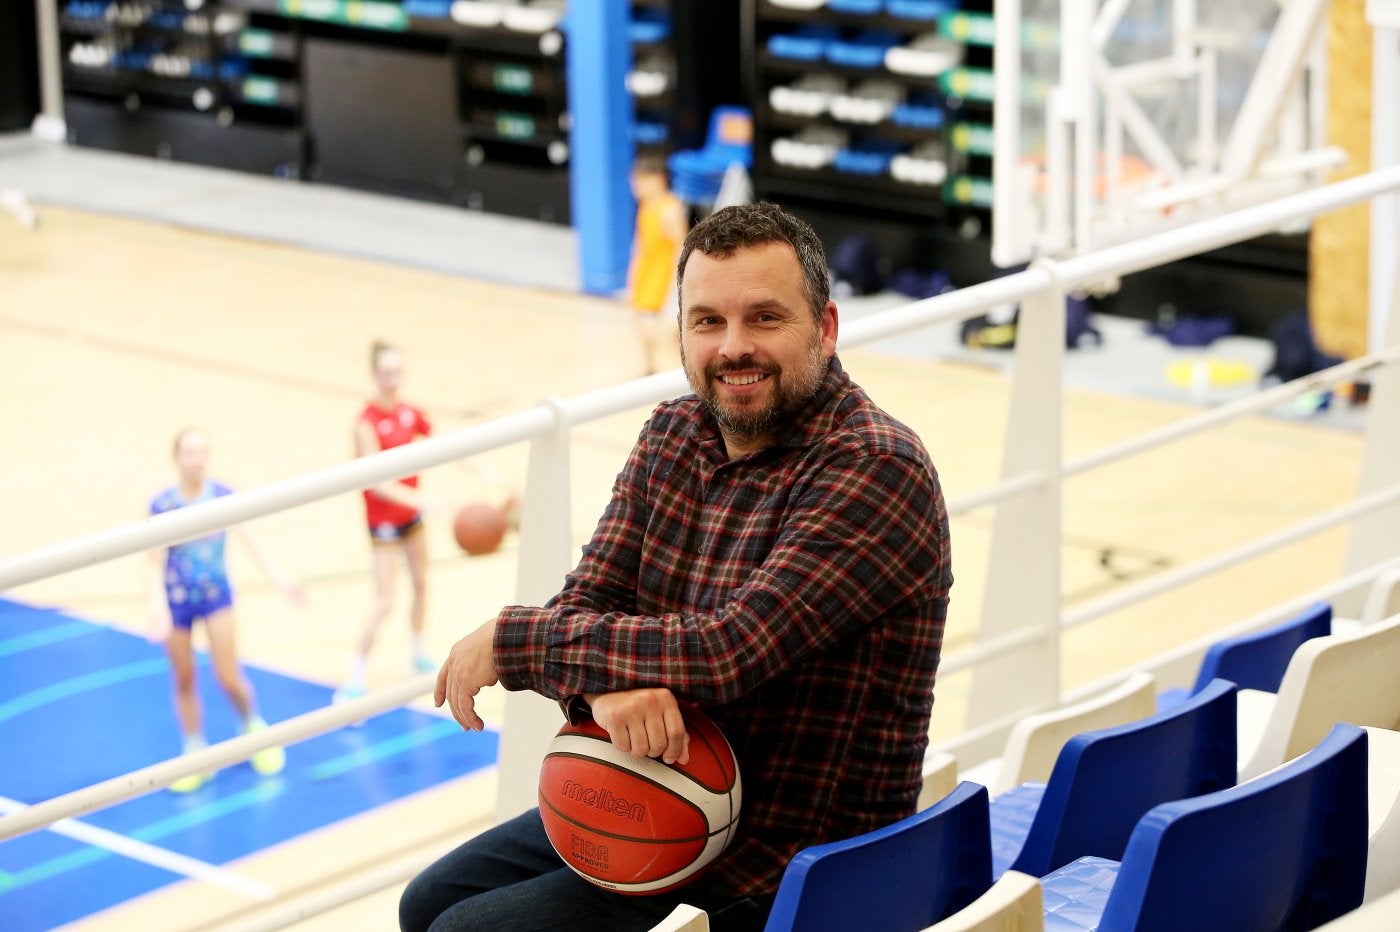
[683,335,828,444]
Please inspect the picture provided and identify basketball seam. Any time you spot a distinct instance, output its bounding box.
[685,723,734,794]
[543,749,729,829]
[537,791,724,844]
[555,728,738,795]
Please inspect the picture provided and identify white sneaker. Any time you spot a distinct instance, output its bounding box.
[170,770,213,793]
[245,718,285,776]
[332,684,367,727]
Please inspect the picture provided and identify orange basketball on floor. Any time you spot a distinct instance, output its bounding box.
[538,704,742,894]
[452,501,507,555]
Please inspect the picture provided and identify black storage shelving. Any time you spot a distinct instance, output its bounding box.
[452,15,571,221]
[60,0,303,177]
[627,0,676,158]
[740,0,1002,283]
[53,1,748,233]
[747,0,994,222]
[58,0,573,223]
[249,0,572,221]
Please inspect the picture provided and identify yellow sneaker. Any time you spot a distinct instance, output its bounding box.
[170,770,212,794]
[246,718,286,776]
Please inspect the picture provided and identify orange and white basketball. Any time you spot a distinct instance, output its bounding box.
[538,704,742,894]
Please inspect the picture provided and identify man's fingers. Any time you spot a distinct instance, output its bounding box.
[446,685,482,732]
[644,714,669,759]
[661,702,686,764]
[680,730,690,766]
[434,661,449,708]
[625,722,652,757]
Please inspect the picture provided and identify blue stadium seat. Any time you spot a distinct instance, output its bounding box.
[1157,602,1331,710]
[667,106,752,205]
[1039,722,1369,932]
[991,678,1238,878]
[961,672,1158,796]
[764,782,993,932]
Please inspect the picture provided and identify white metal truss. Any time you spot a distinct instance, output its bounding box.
[994,0,1349,268]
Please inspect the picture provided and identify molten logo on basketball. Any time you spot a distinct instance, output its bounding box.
[561,780,646,822]
[570,835,610,871]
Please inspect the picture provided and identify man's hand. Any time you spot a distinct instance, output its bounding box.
[435,619,499,732]
[588,688,690,766]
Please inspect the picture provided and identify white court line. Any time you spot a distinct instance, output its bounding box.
[0,795,276,901]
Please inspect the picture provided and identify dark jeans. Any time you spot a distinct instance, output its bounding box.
[400,809,774,932]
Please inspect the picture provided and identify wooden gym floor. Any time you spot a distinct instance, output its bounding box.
[0,204,1365,929]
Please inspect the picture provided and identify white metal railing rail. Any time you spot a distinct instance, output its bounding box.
[1054,552,1400,714]
[0,675,433,841]
[1063,481,1400,629]
[5,165,1396,597]
[3,165,1400,923]
[1064,346,1400,476]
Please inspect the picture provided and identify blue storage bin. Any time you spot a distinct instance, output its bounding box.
[632,120,669,146]
[218,58,250,80]
[826,30,900,68]
[629,8,672,44]
[148,9,183,29]
[892,98,944,129]
[768,24,841,61]
[64,1,111,20]
[403,0,452,18]
[833,139,902,175]
[115,50,150,71]
[829,0,883,13]
[886,0,957,21]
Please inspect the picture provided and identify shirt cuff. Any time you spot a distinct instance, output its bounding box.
[493,604,555,694]
[561,694,593,725]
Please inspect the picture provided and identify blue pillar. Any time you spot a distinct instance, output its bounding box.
[566,0,634,295]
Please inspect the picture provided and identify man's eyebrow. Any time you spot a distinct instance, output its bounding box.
[683,298,794,320]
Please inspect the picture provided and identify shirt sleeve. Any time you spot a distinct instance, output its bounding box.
[494,436,947,705]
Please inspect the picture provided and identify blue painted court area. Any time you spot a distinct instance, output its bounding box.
[0,597,499,930]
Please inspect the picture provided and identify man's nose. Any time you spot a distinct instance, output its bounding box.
[719,323,755,360]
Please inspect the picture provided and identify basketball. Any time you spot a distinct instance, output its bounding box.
[452,501,507,555]
[538,704,742,894]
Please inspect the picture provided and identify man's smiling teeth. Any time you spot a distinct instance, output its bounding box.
[720,373,767,385]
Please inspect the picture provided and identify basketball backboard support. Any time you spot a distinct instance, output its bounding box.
[1369,0,1400,351]
[992,0,1343,269]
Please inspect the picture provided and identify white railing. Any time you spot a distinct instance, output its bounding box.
[3,164,1400,924]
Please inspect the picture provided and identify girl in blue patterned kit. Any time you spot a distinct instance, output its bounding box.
[148,427,303,793]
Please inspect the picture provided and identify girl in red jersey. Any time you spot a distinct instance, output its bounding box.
[337,340,435,701]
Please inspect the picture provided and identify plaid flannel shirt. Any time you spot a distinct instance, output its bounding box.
[495,356,952,896]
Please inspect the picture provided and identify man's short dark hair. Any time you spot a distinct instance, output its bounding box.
[675,202,830,322]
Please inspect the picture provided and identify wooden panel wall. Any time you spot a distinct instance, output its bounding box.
[1310,0,1373,359]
